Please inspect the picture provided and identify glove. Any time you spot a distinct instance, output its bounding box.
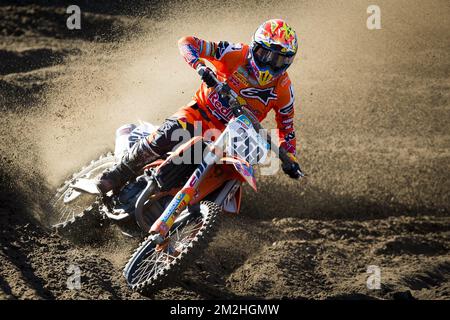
[282,161,304,179]
[197,65,217,88]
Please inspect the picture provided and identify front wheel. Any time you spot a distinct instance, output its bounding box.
[123,201,221,293]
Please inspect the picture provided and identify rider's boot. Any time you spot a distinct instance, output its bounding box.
[96,138,159,194]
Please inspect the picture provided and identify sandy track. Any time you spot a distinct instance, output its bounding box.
[0,1,449,299]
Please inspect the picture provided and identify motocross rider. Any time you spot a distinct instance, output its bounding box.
[97,19,304,194]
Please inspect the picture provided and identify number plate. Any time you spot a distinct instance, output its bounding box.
[225,115,269,165]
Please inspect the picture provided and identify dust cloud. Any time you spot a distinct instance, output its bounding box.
[0,0,448,299]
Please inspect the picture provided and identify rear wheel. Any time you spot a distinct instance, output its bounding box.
[123,201,221,293]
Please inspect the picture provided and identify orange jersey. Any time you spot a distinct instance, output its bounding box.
[178,36,297,155]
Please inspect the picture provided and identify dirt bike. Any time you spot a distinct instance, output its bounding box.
[50,68,303,293]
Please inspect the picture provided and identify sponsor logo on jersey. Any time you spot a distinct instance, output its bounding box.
[285,132,296,142]
[215,41,242,59]
[279,102,294,115]
[240,87,277,106]
[278,84,295,115]
[229,75,240,87]
[232,70,250,87]
[207,90,233,122]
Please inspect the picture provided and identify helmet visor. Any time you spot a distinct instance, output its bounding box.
[253,44,295,74]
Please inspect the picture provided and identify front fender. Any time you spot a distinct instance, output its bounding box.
[220,157,257,191]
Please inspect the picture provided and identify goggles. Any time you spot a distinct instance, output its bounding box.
[252,44,295,74]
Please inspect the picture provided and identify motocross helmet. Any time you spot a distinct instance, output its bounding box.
[249,19,298,86]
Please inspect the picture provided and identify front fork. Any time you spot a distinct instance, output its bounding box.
[149,142,222,238]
